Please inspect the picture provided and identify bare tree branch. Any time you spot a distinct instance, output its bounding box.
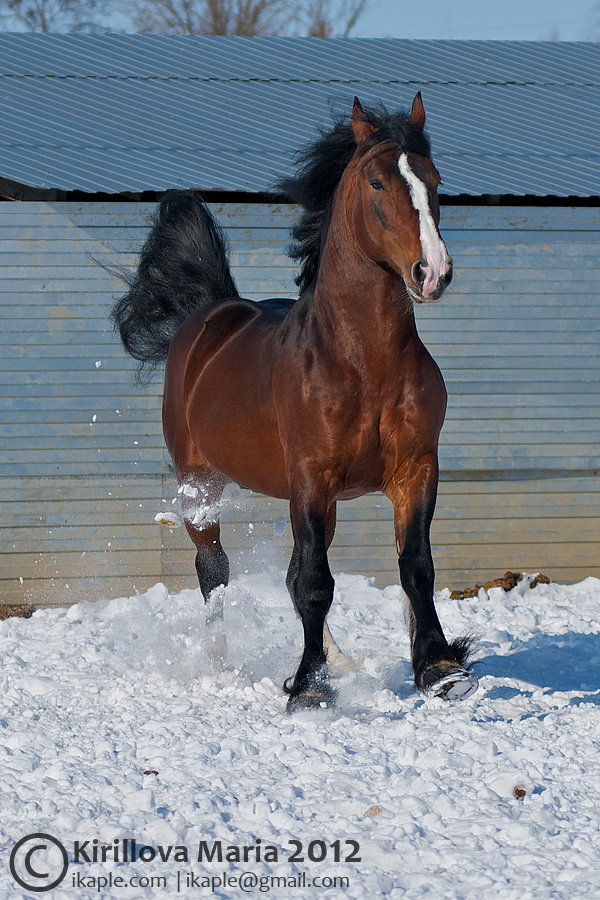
[132,0,295,35]
[0,0,107,31]
[0,0,371,36]
[131,0,370,36]
[303,0,369,38]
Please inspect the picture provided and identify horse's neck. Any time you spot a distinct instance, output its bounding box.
[310,219,419,356]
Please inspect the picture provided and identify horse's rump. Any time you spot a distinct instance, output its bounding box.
[166,298,291,498]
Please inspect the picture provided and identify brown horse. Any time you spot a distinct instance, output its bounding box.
[113,94,477,709]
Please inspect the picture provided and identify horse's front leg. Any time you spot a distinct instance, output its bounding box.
[284,487,336,711]
[387,455,478,701]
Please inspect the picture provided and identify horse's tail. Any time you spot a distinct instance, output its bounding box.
[111,190,239,380]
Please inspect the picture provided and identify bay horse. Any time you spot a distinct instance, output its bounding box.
[112,94,477,710]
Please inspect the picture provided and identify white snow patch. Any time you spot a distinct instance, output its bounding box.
[16,675,55,696]
[1,573,600,897]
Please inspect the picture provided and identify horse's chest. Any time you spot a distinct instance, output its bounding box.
[378,376,446,464]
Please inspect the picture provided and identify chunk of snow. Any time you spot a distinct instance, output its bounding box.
[18,676,55,696]
[145,583,169,604]
[154,512,182,528]
[124,789,154,812]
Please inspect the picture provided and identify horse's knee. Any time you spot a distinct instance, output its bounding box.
[290,547,333,615]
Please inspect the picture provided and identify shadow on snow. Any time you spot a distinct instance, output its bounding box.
[478,630,600,699]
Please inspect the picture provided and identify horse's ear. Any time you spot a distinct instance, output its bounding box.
[409,92,426,130]
[351,96,375,144]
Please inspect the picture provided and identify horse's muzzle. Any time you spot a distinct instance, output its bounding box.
[408,258,453,304]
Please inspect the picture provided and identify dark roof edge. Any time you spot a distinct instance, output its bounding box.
[2,178,600,206]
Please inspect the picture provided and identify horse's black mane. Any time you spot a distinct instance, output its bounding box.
[276,102,431,294]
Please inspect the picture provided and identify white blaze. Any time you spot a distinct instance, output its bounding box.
[398,153,450,297]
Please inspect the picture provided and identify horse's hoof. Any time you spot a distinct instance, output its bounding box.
[422,666,478,701]
[286,686,337,713]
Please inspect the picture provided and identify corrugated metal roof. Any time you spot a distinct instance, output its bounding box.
[1,34,599,197]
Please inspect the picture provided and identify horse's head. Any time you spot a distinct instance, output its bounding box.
[349,95,452,304]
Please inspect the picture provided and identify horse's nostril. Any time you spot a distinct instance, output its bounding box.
[444,262,453,286]
[411,259,426,286]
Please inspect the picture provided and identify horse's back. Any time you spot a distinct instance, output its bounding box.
[256,297,296,318]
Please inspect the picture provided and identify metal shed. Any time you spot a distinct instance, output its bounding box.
[1,35,599,608]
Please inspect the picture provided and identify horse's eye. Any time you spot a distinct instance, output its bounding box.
[370,180,384,191]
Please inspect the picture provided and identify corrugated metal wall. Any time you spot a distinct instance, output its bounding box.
[1,200,599,609]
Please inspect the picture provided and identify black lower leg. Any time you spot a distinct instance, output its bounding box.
[400,540,473,689]
[398,499,463,690]
[400,543,447,684]
[284,511,334,703]
[389,459,474,696]
[184,515,229,603]
[195,545,229,602]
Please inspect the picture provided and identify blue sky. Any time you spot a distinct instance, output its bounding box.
[358,0,598,40]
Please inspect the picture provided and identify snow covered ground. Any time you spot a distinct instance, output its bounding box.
[2,570,600,898]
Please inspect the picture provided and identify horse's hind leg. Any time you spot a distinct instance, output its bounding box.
[179,465,230,610]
